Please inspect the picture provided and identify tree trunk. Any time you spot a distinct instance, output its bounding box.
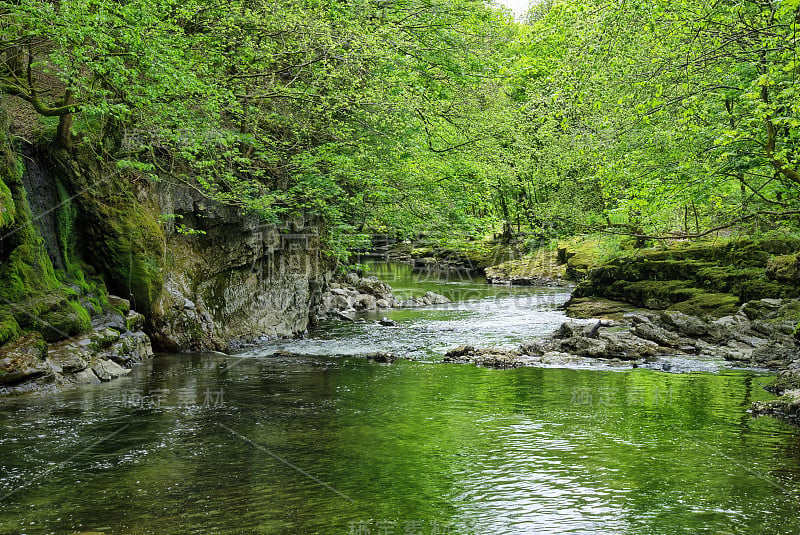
[55,90,74,149]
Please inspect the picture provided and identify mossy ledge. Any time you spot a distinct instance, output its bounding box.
[569,238,800,320]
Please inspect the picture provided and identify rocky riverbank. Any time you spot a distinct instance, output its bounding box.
[316,272,451,320]
[444,297,799,370]
[0,295,152,394]
[0,107,332,394]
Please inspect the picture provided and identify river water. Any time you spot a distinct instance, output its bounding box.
[1,263,799,534]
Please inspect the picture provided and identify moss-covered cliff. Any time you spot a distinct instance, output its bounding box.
[0,113,102,347]
[0,101,331,391]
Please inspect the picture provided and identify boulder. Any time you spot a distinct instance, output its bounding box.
[48,344,90,373]
[125,310,146,332]
[629,314,680,347]
[0,333,50,386]
[89,327,121,350]
[108,295,131,315]
[105,331,154,365]
[443,345,524,368]
[739,299,783,320]
[93,359,131,381]
[353,294,377,311]
[64,368,101,385]
[518,340,546,356]
[659,311,708,337]
[423,291,451,305]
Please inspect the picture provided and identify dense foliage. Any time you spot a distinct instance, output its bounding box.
[516,0,800,240]
[2,0,800,256]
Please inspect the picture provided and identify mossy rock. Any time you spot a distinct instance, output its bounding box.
[0,174,15,230]
[695,266,763,293]
[607,280,697,308]
[50,148,165,312]
[564,297,638,320]
[558,237,606,279]
[667,293,739,319]
[766,255,800,282]
[734,280,800,302]
[89,327,121,351]
[108,295,131,315]
[0,332,49,386]
[591,258,716,284]
[35,300,92,342]
[0,310,21,346]
[0,234,61,303]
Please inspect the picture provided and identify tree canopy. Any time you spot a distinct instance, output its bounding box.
[2,0,800,256]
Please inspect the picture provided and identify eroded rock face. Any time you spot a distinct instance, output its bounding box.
[150,183,330,351]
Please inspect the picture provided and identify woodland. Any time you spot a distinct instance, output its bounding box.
[2,0,798,258]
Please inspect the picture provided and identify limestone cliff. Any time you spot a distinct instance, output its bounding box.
[48,144,330,352]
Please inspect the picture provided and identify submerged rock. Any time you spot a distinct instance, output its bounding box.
[364,351,397,363]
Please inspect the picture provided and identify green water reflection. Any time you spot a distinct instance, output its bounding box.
[0,353,798,534]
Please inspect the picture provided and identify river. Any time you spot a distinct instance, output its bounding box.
[1,263,799,534]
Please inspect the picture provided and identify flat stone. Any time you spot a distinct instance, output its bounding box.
[93,359,131,381]
[48,345,89,373]
[659,311,708,337]
[65,368,101,384]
